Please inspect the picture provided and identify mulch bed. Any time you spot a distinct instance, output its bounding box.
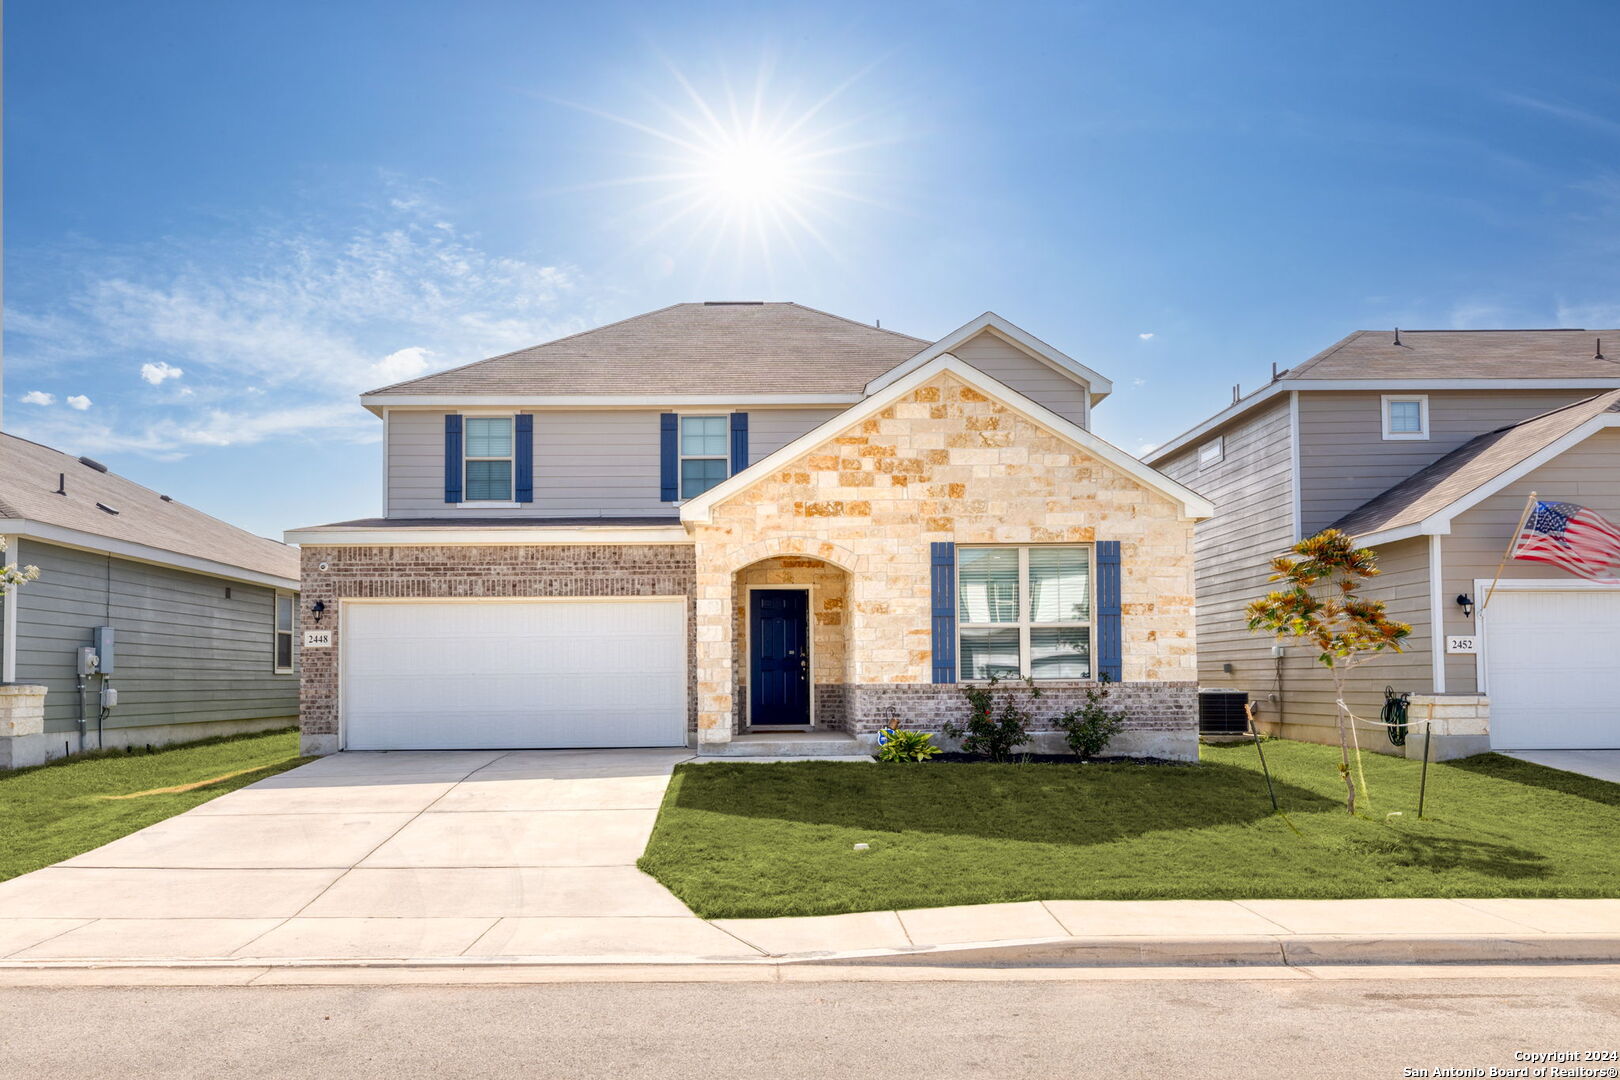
[926,752,1186,766]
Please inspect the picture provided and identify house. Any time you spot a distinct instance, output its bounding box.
[0,433,302,768]
[1145,329,1620,759]
[284,302,1212,758]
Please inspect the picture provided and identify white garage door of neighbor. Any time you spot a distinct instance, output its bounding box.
[342,600,688,750]
[1485,589,1620,751]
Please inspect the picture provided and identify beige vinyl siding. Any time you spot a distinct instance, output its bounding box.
[1439,426,1620,693]
[747,408,848,463]
[12,540,298,737]
[1157,397,1294,711]
[1297,389,1588,534]
[950,330,1090,428]
[386,407,851,518]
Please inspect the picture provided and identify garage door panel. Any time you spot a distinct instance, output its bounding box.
[1486,590,1620,751]
[341,600,688,750]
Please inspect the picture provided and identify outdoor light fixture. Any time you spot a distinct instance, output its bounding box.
[1456,594,1475,619]
[311,600,327,623]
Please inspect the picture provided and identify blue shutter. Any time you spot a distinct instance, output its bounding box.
[443,414,463,504]
[930,541,957,684]
[1096,540,1122,682]
[514,414,534,504]
[660,414,678,501]
[730,412,749,474]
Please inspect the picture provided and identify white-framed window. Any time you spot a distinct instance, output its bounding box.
[679,415,729,499]
[1198,437,1224,467]
[957,545,1093,681]
[463,415,515,501]
[1381,395,1429,440]
[273,591,295,674]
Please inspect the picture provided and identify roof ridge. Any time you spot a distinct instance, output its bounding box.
[1281,330,1367,379]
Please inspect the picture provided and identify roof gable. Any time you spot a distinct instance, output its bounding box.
[680,353,1210,524]
[863,312,1113,403]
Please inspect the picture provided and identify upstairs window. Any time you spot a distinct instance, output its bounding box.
[680,415,729,498]
[1382,395,1428,441]
[274,592,295,673]
[957,545,1093,681]
[464,416,515,501]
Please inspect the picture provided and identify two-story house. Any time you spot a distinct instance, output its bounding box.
[1146,329,1620,759]
[285,302,1213,758]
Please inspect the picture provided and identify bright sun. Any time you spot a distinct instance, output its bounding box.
[564,61,890,272]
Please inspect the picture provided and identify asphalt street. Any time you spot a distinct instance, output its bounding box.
[3,971,1619,1079]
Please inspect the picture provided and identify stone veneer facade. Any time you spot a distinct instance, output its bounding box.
[691,370,1200,758]
[296,543,695,755]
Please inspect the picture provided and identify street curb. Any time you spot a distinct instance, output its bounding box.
[4,933,1620,984]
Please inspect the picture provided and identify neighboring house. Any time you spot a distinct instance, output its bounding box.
[285,302,1212,758]
[0,433,302,767]
[1145,329,1620,759]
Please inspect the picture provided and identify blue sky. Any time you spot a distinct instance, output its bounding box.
[7,0,1620,538]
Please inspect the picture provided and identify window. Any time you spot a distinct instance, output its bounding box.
[957,545,1092,681]
[1198,437,1223,467]
[274,592,295,673]
[679,415,729,499]
[463,416,515,501]
[1381,395,1428,440]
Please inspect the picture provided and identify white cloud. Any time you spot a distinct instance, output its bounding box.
[65,395,92,411]
[1132,377,1147,387]
[1137,442,1159,457]
[140,361,184,385]
[1138,332,1154,340]
[20,390,55,406]
[369,346,435,386]
[4,192,593,457]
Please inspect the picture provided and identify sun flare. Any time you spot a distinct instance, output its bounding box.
[563,59,895,274]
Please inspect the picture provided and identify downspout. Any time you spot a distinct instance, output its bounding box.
[1,533,16,684]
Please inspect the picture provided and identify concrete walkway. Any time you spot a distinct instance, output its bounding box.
[1,749,1619,971]
[1502,749,1620,784]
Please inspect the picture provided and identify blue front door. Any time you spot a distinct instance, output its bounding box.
[750,589,810,726]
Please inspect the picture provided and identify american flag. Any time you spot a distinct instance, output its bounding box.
[1511,500,1620,584]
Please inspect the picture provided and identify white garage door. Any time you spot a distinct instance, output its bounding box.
[1485,589,1620,750]
[341,599,688,750]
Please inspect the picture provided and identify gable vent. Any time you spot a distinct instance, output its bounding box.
[78,456,109,473]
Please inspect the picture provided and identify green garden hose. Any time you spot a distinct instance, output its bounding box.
[1381,686,1410,747]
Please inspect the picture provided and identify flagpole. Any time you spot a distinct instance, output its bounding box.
[1482,490,1538,613]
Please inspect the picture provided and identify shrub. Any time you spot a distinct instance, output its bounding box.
[944,674,1040,762]
[875,727,941,763]
[1054,678,1126,761]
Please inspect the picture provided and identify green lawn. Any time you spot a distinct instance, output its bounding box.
[0,728,309,882]
[637,740,1620,918]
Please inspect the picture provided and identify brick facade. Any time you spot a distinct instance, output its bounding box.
[296,543,695,754]
[690,370,1200,756]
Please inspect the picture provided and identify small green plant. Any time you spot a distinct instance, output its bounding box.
[875,727,941,763]
[944,674,1040,762]
[1054,677,1126,760]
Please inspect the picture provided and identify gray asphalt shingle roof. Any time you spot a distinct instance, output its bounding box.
[1285,329,1620,381]
[363,302,930,397]
[1330,389,1620,538]
[1,432,300,582]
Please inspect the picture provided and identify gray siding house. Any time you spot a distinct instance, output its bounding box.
[1,433,301,767]
[1146,329,1620,758]
[286,302,1213,759]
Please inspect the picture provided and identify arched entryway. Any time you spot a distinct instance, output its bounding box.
[730,555,852,735]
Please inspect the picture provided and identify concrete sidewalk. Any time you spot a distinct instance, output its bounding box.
[1,750,1619,975]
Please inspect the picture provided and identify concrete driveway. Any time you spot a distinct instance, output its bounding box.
[0,748,766,962]
[1502,750,1620,783]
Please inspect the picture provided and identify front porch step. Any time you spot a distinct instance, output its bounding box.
[698,731,871,760]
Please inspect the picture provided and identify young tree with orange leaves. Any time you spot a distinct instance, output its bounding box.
[1246,530,1411,814]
